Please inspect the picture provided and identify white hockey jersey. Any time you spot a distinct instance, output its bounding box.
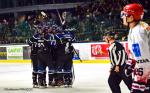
[128,21,150,83]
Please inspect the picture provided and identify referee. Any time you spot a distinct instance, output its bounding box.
[104,31,132,93]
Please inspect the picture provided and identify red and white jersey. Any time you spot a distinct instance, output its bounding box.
[128,21,150,83]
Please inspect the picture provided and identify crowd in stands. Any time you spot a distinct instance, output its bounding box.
[0,0,150,44]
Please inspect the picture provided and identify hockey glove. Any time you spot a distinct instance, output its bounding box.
[124,58,136,77]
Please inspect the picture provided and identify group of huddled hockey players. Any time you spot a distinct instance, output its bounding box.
[27,20,76,88]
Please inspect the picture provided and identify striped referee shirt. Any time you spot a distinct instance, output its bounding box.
[108,41,127,68]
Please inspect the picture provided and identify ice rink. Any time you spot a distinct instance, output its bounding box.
[0,63,130,93]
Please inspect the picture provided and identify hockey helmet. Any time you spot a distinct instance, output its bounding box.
[121,3,144,21]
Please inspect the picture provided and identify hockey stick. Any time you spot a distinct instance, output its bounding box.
[56,9,64,25]
[55,7,82,63]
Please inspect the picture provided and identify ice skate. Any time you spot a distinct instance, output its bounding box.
[38,80,47,89]
[64,77,73,88]
[55,80,64,87]
[33,82,39,88]
[32,72,39,88]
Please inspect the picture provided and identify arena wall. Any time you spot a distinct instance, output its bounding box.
[0,42,128,63]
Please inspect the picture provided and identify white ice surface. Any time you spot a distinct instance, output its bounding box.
[0,63,130,93]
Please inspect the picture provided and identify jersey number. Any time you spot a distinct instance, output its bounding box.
[134,68,143,76]
[38,43,44,47]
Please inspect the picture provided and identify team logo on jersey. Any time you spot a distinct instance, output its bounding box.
[132,43,141,57]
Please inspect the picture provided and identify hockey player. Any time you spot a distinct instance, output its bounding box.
[27,32,39,88]
[36,25,47,88]
[45,26,57,87]
[53,25,66,86]
[36,24,55,88]
[60,12,77,87]
[62,30,76,87]
[121,3,150,93]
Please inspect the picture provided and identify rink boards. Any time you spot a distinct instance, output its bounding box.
[0,59,110,64]
[0,42,128,64]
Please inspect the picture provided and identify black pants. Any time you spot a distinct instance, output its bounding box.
[54,48,65,82]
[31,53,38,73]
[37,50,54,83]
[55,45,66,73]
[31,53,38,84]
[38,50,53,72]
[64,53,73,76]
[108,66,132,93]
